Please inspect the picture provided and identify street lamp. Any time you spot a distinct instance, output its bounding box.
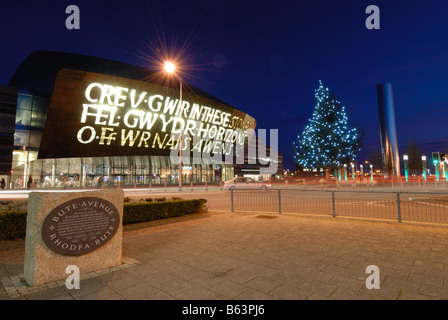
[360,164,364,184]
[444,160,448,182]
[164,62,175,73]
[403,155,409,182]
[351,163,355,180]
[422,156,427,181]
[165,62,183,191]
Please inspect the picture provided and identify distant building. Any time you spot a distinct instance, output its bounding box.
[234,137,283,181]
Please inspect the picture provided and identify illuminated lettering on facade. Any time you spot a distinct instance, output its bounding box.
[36,69,258,161]
[76,82,254,157]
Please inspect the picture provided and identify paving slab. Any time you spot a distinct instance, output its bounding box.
[0,210,447,300]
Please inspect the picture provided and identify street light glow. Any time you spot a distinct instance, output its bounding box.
[164,62,175,73]
[163,59,182,191]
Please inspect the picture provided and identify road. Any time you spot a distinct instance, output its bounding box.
[0,187,232,211]
[2,184,448,224]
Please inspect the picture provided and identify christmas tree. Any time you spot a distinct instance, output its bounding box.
[293,80,362,170]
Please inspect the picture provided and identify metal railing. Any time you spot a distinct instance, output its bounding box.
[230,189,448,224]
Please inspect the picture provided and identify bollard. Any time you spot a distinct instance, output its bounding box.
[149,180,152,191]
[396,192,402,222]
[191,180,193,191]
[230,188,234,212]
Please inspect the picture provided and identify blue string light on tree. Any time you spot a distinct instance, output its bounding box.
[293,80,363,172]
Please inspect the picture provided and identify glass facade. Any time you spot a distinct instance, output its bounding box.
[11,93,47,188]
[10,92,234,189]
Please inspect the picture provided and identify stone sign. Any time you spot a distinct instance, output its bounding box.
[24,189,124,287]
[42,197,120,256]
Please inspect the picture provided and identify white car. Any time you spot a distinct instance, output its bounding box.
[223,177,271,191]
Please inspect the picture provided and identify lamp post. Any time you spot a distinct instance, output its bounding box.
[422,155,427,181]
[403,155,409,182]
[165,62,183,191]
[360,164,363,184]
[351,163,355,180]
[442,160,448,181]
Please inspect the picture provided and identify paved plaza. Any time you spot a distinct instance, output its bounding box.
[1,210,448,300]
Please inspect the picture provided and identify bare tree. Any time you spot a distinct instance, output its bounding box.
[404,138,423,175]
[366,148,383,170]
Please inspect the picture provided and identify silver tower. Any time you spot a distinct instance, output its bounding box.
[377,83,400,178]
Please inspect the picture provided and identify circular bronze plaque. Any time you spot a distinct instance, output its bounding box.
[42,197,120,256]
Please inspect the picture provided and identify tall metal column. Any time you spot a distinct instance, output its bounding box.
[377,83,400,178]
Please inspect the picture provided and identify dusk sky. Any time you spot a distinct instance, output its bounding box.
[1,0,448,170]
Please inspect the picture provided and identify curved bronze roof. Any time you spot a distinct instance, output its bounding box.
[9,50,228,105]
